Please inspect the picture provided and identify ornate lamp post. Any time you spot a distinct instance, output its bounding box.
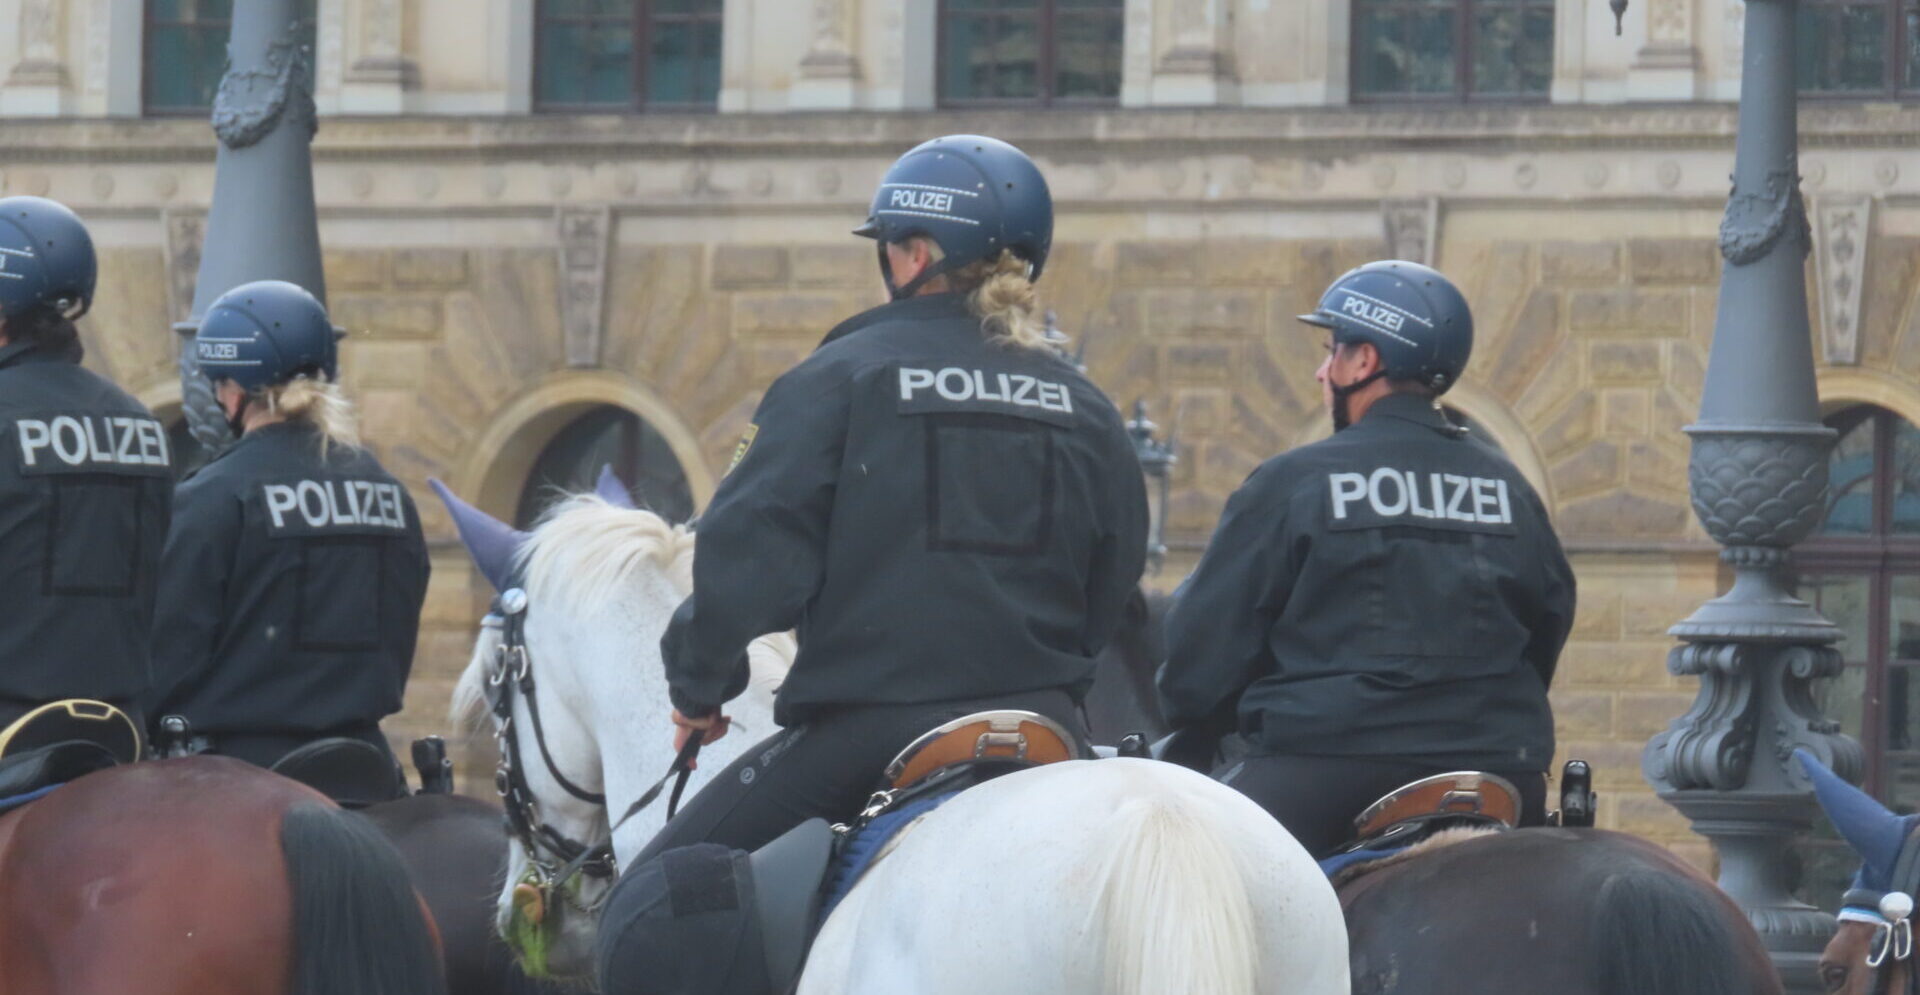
[1127,400,1177,575]
[1640,1,1865,990]
[175,0,324,451]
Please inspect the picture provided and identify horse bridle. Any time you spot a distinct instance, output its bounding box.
[1843,887,1918,995]
[485,587,701,914]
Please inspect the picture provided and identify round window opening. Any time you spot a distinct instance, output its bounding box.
[516,405,695,529]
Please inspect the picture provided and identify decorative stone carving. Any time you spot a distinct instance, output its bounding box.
[9,0,68,86]
[1381,198,1439,266]
[84,0,109,96]
[799,0,861,80]
[1719,167,1810,266]
[1155,0,1234,80]
[213,20,318,148]
[1813,195,1871,366]
[1646,643,1756,791]
[348,0,419,87]
[557,206,612,369]
[1685,428,1831,550]
[162,210,207,324]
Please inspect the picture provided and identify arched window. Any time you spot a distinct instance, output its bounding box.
[1351,0,1554,101]
[144,0,316,116]
[1797,0,1919,95]
[515,405,694,529]
[1797,405,1920,908]
[938,0,1123,106]
[534,0,723,111]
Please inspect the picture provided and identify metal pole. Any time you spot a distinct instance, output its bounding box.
[175,0,322,451]
[1641,2,1865,991]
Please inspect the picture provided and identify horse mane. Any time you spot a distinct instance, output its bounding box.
[451,494,797,731]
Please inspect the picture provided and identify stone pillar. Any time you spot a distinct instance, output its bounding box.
[340,0,416,113]
[2,0,70,115]
[789,0,862,110]
[176,0,327,451]
[1640,3,1865,993]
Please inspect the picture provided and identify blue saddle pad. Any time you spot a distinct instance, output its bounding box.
[0,784,62,817]
[1318,840,1416,880]
[819,792,955,923]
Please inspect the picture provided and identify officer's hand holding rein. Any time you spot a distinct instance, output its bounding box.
[670,710,731,770]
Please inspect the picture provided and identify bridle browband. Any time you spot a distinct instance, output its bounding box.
[486,587,701,915]
[1843,886,1918,995]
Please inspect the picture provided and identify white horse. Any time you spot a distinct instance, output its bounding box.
[445,489,1350,993]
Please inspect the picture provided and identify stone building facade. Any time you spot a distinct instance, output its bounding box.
[6,0,1920,888]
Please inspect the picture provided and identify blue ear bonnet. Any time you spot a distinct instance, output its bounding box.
[1799,750,1920,896]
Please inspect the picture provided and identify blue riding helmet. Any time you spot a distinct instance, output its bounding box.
[1298,260,1474,396]
[0,196,98,320]
[853,135,1053,299]
[194,280,340,391]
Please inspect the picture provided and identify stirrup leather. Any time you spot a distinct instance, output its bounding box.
[883,710,1083,791]
[0,699,143,765]
[1352,771,1522,842]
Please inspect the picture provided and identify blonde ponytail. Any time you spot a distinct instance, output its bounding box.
[258,375,360,454]
[952,249,1055,353]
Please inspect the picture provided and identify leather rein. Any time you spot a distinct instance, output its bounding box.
[486,587,700,912]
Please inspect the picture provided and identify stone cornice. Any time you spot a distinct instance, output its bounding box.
[4,102,1920,163]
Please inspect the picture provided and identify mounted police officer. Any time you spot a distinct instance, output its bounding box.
[1155,260,1576,856]
[147,280,428,790]
[637,135,1149,862]
[0,196,170,759]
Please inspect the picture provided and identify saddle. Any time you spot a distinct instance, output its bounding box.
[1325,760,1599,874]
[269,737,409,809]
[752,710,1089,995]
[0,699,143,765]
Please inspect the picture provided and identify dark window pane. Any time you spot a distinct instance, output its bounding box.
[1798,2,1890,93]
[646,17,721,105]
[1815,662,1870,746]
[1054,12,1121,99]
[991,13,1040,98]
[653,0,721,13]
[1801,573,1874,663]
[1908,9,1920,90]
[1355,5,1457,97]
[516,407,694,529]
[544,0,631,13]
[538,21,634,106]
[146,25,228,111]
[1893,576,1920,662]
[1824,412,1878,535]
[1797,833,1857,914]
[1894,417,1920,533]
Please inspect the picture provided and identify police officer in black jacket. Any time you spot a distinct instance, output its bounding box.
[148,280,429,774]
[0,196,172,736]
[639,136,1149,860]
[1156,260,1576,856]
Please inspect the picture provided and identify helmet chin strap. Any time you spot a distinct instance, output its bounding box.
[1329,369,1386,431]
[877,242,968,302]
[225,392,252,438]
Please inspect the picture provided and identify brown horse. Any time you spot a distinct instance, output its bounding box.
[1338,827,1781,995]
[0,756,445,995]
[1820,919,1905,995]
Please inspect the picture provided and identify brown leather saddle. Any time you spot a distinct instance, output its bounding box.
[855,710,1087,826]
[1339,760,1598,858]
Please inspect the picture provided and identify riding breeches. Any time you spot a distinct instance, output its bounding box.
[1217,753,1548,857]
[633,688,1084,865]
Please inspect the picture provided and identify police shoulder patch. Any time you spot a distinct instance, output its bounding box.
[727,423,759,474]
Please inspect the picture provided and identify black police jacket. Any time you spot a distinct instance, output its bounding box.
[147,421,429,737]
[1157,393,1576,771]
[0,340,173,704]
[662,293,1149,725]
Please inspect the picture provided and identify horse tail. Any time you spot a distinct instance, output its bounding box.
[1090,787,1259,995]
[281,801,448,995]
[1593,867,1778,995]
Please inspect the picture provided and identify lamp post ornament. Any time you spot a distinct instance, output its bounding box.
[1127,400,1177,575]
[175,0,325,453]
[1635,1,1866,991]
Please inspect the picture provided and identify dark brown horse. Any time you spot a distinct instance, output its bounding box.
[1338,827,1781,995]
[1082,586,1173,743]
[362,793,573,995]
[0,756,444,995]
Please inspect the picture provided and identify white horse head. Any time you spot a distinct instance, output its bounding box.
[443,488,791,980]
[439,486,1349,993]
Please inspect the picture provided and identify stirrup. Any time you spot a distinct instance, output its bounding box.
[1352,770,1522,843]
[882,710,1085,791]
[0,700,142,765]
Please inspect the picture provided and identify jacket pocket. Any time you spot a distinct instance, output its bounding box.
[46,477,143,596]
[1351,526,1514,680]
[294,537,383,652]
[921,412,1055,557]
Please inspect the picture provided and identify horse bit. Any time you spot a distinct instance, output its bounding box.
[1842,888,1916,995]
[485,588,700,915]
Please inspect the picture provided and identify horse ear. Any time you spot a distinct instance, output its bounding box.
[1797,749,1909,889]
[595,464,636,509]
[428,478,529,593]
